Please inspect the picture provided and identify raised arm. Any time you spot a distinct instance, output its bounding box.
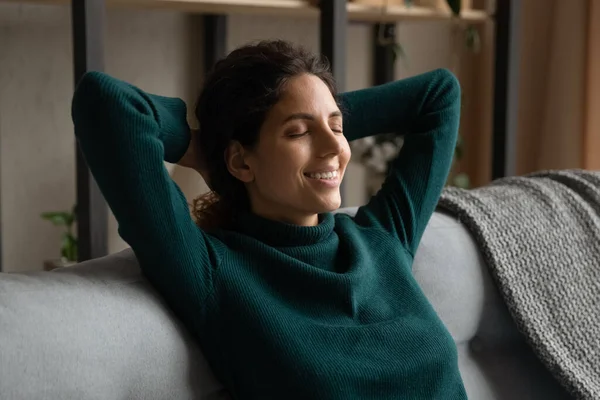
[71,71,220,317]
[339,69,461,256]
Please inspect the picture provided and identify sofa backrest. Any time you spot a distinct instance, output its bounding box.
[0,209,568,399]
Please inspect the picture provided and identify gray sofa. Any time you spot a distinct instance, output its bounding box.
[0,208,572,399]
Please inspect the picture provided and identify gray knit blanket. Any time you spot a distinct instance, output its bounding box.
[437,169,600,400]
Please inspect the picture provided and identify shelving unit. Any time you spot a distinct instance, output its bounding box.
[3,0,489,22]
[0,0,515,269]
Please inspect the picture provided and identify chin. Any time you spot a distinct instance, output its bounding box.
[315,196,341,213]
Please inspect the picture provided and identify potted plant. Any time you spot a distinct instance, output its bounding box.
[41,204,78,271]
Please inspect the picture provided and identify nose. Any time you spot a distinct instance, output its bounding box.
[316,126,344,158]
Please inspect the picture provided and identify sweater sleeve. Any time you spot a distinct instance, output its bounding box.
[71,71,220,317]
[340,69,461,256]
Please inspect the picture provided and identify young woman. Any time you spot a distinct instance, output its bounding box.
[71,39,464,399]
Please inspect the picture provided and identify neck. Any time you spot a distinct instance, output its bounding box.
[234,210,334,247]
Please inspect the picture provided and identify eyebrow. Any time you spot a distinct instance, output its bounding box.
[282,111,343,124]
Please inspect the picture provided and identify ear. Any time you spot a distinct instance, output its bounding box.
[225,141,254,183]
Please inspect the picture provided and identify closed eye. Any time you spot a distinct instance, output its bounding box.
[288,131,309,138]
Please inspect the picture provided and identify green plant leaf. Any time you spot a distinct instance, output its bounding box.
[391,43,408,67]
[452,173,470,189]
[465,25,481,53]
[446,0,461,16]
[41,211,73,226]
[61,233,78,262]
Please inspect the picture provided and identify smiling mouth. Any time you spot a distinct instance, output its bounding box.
[304,170,339,180]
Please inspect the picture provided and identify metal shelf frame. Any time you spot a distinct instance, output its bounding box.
[68,0,350,266]
[0,0,509,269]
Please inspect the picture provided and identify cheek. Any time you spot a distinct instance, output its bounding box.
[255,144,308,184]
[341,139,352,166]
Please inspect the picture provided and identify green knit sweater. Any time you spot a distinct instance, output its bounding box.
[72,68,465,399]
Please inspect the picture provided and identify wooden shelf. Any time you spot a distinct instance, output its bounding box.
[347,3,489,23]
[1,0,491,23]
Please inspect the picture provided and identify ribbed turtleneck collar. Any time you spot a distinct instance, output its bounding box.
[234,211,335,247]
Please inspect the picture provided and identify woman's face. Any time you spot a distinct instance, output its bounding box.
[239,73,351,226]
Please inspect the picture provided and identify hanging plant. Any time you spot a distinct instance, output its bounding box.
[444,0,482,54]
[354,0,478,189]
[376,23,408,66]
[374,0,408,66]
[464,25,481,53]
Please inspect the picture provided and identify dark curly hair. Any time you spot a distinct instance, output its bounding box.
[191,40,338,231]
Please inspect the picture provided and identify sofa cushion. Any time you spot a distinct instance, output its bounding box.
[0,250,229,400]
[0,210,569,399]
[413,210,569,400]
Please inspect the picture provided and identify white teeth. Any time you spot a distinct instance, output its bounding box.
[307,170,338,180]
